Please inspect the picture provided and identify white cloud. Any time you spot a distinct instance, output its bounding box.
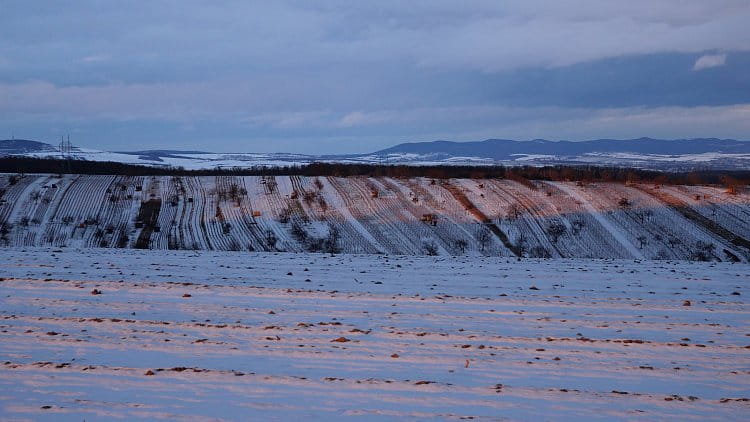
[338,111,366,127]
[693,53,727,70]
[81,54,111,63]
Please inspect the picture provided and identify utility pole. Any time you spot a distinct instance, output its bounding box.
[59,134,73,173]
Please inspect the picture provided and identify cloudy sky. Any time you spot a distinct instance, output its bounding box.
[1,1,749,153]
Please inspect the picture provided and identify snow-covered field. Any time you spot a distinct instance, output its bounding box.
[1,174,749,261]
[20,147,750,170]
[0,248,748,420]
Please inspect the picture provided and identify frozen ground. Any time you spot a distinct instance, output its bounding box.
[0,248,748,420]
[2,174,749,262]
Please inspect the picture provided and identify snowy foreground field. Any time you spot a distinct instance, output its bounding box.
[0,248,748,420]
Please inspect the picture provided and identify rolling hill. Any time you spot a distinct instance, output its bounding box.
[2,138,750,170]
[1,173,747,261]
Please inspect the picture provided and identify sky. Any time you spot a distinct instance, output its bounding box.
[1,1,749,154]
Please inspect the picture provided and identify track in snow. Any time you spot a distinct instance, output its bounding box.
[0,248,748,420]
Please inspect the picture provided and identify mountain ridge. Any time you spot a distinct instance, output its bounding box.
[2,137,749,170]
[372,137,750,159]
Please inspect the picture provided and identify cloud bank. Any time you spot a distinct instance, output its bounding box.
[0,1,748,152]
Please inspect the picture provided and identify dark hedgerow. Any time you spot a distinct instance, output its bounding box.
[0,155,748,187]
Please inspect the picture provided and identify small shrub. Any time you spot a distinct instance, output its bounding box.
[423,240,439,256]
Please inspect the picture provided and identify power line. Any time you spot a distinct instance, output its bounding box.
[59,134,73,173]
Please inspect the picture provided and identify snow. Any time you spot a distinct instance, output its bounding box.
[552,182,645,259]
[510,154,556,161]
[1,175,748,262]
[0,247,747,420]
[26,150,316,170]
[15,146,750,170]
[587,152,750,163]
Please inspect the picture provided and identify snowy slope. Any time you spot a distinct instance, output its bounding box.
[1,174,748,261]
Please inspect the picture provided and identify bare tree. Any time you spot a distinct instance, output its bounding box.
[691,241,716,262]
[324,225,341,254]
[476,226,491,252]
[265,230,278,250]
[514,233,529,256]
[546,222,567,243]
[423,240,439,256]
[506,203,523,220]
[571,219,585,235]
[454,239,468,254]
[529,246,551,258]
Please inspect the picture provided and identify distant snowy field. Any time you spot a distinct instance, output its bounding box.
[0,248,748,420]
[22,148,750,170]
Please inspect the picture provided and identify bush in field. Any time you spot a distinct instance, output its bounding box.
[529,246,551,258]
[291,221,312,245]
[305,238,324,252]
[476,226,492,252]
[0,221,10,240]
[638,209,654,223]
[454,239,468,254]
[116,232,129,248]
[303,190,317,205]
[546,222,567,243]
[513,233,529,256]
[167,235,180,250]
[690,241,716,262]
[278,206,292,224]
[265,230,278,250]
[227,239,242,251]
[324,225,341,254]
[423,240,438,256]
[571,219,585,235]
[506,203,523,220]
[317,196,328,212]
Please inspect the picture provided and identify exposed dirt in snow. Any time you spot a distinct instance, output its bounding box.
[0,248,748,420]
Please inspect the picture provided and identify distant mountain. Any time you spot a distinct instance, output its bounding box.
[0,139,57,154]
[3,137,750,170]
[372,138,750,160]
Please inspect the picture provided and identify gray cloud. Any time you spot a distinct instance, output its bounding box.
[0,1,748,151]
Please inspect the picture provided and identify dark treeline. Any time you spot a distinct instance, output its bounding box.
[0,156,748,187]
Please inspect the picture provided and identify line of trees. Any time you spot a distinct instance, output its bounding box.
[0,156,748,187]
